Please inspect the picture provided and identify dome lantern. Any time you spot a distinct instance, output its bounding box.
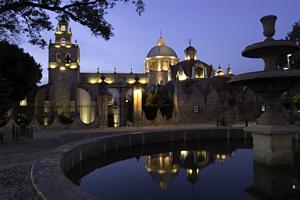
[184,39,197,60]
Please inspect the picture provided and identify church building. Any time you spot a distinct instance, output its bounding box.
[8,19,259,130]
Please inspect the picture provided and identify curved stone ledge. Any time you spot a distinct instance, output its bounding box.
[31,128,249,200]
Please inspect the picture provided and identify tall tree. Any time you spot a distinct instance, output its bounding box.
[278,21,300,69]
[288,22,300,69]
[0,41,42,115]
[0,0,145,48]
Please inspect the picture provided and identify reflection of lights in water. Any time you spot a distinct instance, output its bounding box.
[145,153,179,190]
[180,150,189,160]
[197,150,207,166]
[216,154,227,163]
[187,168,199,176]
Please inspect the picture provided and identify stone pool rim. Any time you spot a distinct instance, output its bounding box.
[31,127,251,200]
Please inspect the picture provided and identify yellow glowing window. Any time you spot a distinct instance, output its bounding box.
[195,65,204,79]
[162,61,169,71]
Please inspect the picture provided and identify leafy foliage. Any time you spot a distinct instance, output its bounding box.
[0,0,145,47]
[58,112,75,125]
[278,21,300,69]
[142,84,174,120]
[0,41,42,115]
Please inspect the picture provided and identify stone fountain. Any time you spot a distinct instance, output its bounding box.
[230,15,300,166]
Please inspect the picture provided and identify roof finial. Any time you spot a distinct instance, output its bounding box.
[157,31,165,46]
[114,67,116,74]
[188,39,192,46]
[97,67,99,74]
[130,67,133,74]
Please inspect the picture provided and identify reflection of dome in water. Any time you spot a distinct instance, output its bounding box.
[186,168,199,183]
[145,153,179,189]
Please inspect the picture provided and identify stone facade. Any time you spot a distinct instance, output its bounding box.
[3,19,261,130]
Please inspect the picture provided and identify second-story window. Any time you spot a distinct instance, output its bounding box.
[61,38,66,46]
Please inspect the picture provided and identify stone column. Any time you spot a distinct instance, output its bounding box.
[133,83,142,127]
[119,87,127,127]
[98,84,108,127]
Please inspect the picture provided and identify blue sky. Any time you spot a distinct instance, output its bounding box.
[20,0,300,84]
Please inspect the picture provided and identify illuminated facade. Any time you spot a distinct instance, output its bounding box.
[10,18,261,130]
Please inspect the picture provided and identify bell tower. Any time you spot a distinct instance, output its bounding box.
[48,18,80,114]
[184,40,197,60]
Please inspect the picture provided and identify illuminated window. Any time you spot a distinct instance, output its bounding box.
[61,25,66,32]
[162,61,169,71]
[195,64,204,79]
[261,105,266,112]
[61,38,66,46]
[20,99,27,107]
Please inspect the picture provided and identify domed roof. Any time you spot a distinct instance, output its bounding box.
[185,45,196,53]
[146,37,178,58]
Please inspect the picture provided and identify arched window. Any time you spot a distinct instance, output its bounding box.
[65,54,71,63]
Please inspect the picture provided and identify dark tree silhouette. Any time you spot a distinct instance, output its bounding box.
[0,0,145,47]
[278,21,300,69]
[0,41,42,115]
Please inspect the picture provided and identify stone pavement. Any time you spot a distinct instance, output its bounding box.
[0,123,224,200]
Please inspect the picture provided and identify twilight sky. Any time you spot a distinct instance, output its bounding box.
[20,0,300,84]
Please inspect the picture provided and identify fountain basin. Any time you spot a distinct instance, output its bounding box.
[242,40,298,58]
[229,70,300,94]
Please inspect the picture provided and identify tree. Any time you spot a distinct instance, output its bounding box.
[0,0,145,48]
[0,41,42,115]
[278,21,300,69]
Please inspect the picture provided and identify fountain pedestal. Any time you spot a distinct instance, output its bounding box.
[245,163,299,199]
[246,112,299,165]
[250,130,295,165]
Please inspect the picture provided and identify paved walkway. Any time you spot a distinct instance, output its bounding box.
[0,124,232,200]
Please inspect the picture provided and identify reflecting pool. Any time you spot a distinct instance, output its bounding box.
[67,140,300,200]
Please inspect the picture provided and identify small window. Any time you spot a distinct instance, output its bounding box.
[193,105,199,113]
[195,64,204,79]
[65,54,71,63]
[61,25,66,32]
[261,105,266,112]
[20,99,27,107]
[61,38,66,46]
